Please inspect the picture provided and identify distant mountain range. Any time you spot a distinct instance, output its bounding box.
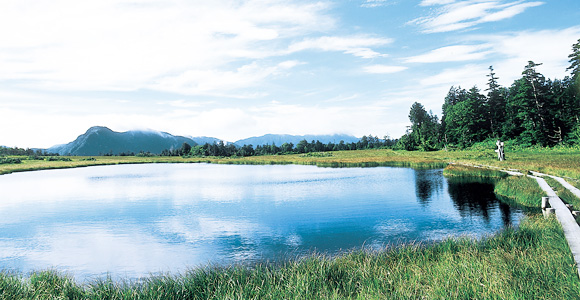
[233,134,359,146]
[48,126,197,156]
[45,126,360,156]
[188,136,223,145]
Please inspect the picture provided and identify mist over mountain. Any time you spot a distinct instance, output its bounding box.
[233,134,359,147]
[189,136,223,145]
[48,126,197,156]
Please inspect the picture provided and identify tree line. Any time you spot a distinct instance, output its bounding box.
[398,38,580,150]
[159,135,397,158]
[0,146,59,157]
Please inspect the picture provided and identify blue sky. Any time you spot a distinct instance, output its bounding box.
[1,0,579,148]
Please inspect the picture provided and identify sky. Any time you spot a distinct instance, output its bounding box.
[1,0,579,148]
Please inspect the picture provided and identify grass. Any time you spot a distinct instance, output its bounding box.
[443,164,508,179]
[493,175,546,209]
[3,147,580,178]
[544,176,580,210]
[0,216,577,299]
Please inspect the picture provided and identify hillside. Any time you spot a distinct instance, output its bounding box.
[48,126,197,156]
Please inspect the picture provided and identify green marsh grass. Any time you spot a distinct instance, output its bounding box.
[2,147,580,178]
[493,175,546,209]
[544,176,580,210]
[3,147,580,178]
[0,150,453,176]
[1,216,578,299]
[443,164,508,179]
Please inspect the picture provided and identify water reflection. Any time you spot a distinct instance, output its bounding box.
[446,177,516,227]
[414,169,444,205]
[0,164,523,281]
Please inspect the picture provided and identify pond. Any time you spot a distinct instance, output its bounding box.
[0,163,523,281]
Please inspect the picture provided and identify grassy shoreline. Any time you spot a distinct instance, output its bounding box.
[2,148,580,177]
[1,216,577,299]
[2,149,580,299]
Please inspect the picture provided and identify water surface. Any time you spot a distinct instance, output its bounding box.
[0,164,523,280]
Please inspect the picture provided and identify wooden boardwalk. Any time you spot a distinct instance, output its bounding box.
[529,175,580,277]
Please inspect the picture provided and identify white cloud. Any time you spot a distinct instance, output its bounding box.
[0,0,333,92]
[0,97,408,148]
[363,65,408,74]
[409,26,580,91]
[161,100,215,109]
[288,35,392,58]
[361,0,391,8]
[405,44,493,63]
[412,0,544,33]
[419,64,489,87]
[150,60,300,96]
[420,0,456,6]
[469,26,580,85]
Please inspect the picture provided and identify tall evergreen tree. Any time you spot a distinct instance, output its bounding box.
[441,86,489,148]
[466,86,490,142]
[545,78,578,144]
[441,86,465,147]
[502,62,552,145]
[567,38,580,81]
[485,66,506,138]
[565,38,580,143]
[404,102,440,151]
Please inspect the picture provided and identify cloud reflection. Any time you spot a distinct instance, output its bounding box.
[2,224,203,280]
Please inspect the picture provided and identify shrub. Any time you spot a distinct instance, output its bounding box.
[0,157,21,164]
[46,157,72,162]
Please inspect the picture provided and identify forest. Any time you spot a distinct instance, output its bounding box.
[398,38,580,151]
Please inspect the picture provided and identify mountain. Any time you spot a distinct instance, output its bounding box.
[234,134,359,147]
[189,136,223,145]
[48,126,197,156]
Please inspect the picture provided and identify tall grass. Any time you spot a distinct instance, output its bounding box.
[1,216,577,299]
[443,164,508,178]
[544,176,580,210]
[494,176,546,209]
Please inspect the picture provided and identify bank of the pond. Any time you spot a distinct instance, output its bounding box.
[3,148,580,179]
[1,215,577,299]
[0,149,451,176]
[443,164,546,210]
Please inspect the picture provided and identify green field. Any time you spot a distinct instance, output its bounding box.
[1,148,580,299]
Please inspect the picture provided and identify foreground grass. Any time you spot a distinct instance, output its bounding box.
[1,216,577,299]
